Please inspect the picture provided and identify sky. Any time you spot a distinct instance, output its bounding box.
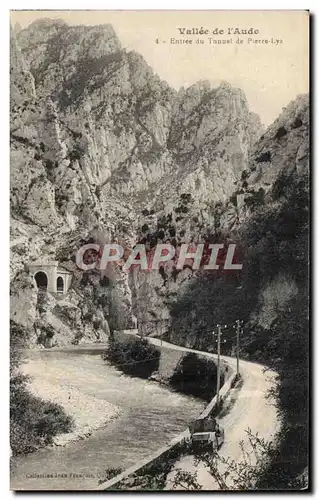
[10,10,309,126]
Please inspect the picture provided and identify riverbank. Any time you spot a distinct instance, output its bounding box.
[20,335,219,452]
[11,350,203,490]
[20,357,123,448]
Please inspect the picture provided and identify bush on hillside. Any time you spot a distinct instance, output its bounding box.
[167,170,309,487]
[169,353,224,402]
[254,291,309,489]
[102,337,160,379]
[10,321,74,456]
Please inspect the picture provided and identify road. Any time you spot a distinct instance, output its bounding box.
[148,338,280,490]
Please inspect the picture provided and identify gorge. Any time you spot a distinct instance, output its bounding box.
[10,16,309,490]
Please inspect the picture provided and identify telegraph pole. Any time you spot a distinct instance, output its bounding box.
[236,319,240,376]
[160,320,163,347]
[216,324,221,407]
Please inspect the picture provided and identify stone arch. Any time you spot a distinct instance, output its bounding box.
[34,271,48,290]
[56,276,64,294]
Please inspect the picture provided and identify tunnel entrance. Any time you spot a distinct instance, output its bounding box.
[34,271,48,290]
[57,276,64,294]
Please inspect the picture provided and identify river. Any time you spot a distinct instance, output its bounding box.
[10,348,205,491]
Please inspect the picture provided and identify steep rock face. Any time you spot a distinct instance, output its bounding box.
[164,81,261,201]
[247,94,309,190]
[15,20,261,213]
[11,22,138,344]
[165,94,309,348]
[206,93,309,237]
[16,21,175,206]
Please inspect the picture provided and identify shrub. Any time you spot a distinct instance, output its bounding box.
[169,353,224,402]
[291,117,303,129]
[230,193,238,207]
[99,276,110,287]
[241,170,249,181]
[180,193,193,203]
[98,467,123,485]
[275,126,288,140]
[10,374,74,456]
[103,338,160,379]
[68,144,86,162]
[10,321,74,456]
[245,188,265,208]
[255,151,271,163]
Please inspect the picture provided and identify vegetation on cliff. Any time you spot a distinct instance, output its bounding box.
[10,321,74,456]
[167,169,309,488]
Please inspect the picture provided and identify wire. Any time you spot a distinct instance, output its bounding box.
[106,321,243,368]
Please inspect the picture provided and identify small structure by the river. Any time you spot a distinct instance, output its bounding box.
[29,261,72,294]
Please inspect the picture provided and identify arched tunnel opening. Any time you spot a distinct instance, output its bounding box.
[57,276,64,294]
[34,271,48,290]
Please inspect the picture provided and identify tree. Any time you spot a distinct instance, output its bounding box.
[102,337,160,379]
[193,429,275,490]
[10,321,74,457]
[170,430,276,491]
[169,353,224,401]
[171,469,202,490]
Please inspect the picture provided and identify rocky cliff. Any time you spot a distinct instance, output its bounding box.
[10,19,309,348]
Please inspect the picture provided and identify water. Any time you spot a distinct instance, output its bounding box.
[11,349,204,491]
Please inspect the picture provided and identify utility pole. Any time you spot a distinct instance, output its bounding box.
[236,320,240,376]
[216,324,221,408]
[160,320,163,347]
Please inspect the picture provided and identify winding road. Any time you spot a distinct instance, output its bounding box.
[148,338,280,490]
